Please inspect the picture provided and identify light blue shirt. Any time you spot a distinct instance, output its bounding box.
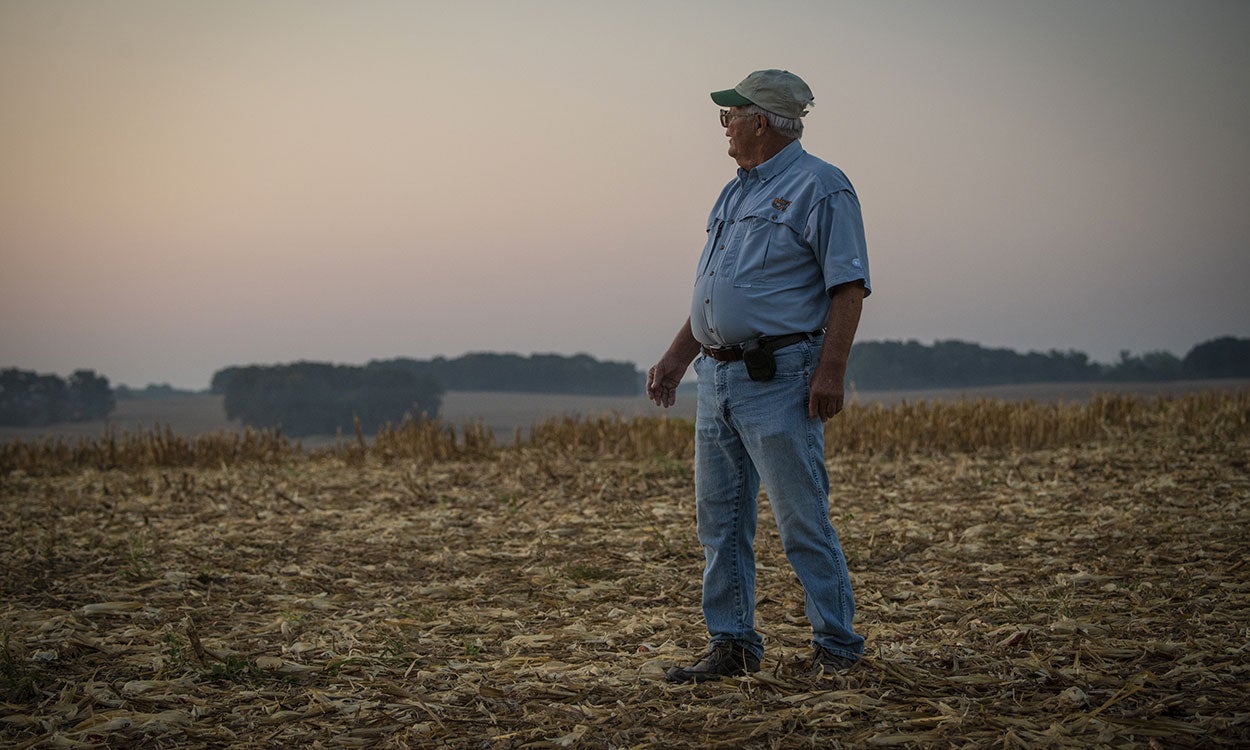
[690,139,870,348]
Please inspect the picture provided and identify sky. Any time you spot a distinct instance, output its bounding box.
[2,0,1248,389]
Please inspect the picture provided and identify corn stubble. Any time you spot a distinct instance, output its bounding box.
[1,392,1247,747]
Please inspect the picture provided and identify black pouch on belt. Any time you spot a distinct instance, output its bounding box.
[741,338,776,382]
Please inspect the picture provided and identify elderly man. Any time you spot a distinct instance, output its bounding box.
[647,69,870,682]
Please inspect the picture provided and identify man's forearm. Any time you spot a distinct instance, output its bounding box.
[647,318,702,408]
[819,283,865,374]
[666,318,702,364]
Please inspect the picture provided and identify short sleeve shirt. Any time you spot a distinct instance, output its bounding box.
[690,140,870,348]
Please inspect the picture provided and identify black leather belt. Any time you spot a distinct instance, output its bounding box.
[701,330,822,363]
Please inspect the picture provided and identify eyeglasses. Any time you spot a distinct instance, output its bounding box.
[720,109,758,128]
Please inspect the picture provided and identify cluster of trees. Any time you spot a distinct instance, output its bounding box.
[0,368,114,427]
[846,336,1250,390]
[212,362,444,437]
[210,352,639,437]
[371,353,642,396]
[1175,336,1250,378]
[114,383,202,400]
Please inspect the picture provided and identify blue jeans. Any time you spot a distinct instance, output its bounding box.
[692,337,864,662]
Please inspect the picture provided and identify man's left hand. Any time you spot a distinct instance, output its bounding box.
[808,362,846,421]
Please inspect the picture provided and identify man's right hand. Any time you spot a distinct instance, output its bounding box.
[648,319,702,408]
[646,356,685,408]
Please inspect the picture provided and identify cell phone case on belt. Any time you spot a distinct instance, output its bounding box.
[741,339,777,382]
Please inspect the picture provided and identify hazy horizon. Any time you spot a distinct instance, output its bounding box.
[4,1,1248,389]
[102,334,1250,392]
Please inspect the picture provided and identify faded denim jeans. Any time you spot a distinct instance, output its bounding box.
[692,336,864,662]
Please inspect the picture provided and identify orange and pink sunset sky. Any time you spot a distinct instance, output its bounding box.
[3,1,1248,389]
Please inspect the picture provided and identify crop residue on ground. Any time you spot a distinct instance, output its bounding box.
[2,392,1248,747]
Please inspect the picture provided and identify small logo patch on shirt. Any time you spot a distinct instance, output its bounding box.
[772,197,792,212]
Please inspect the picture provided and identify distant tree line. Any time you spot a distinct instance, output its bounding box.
[114,383,202,400]
[371,352,642,396]
[9,338,1242,431]
[208,353,639,437]
[846,336,1250,390]
[0,368,114,426]
[211,362,444,437]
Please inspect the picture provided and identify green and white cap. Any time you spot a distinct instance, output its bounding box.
[710,69,814,119]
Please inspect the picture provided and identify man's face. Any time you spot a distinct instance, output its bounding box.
[723,106,762,167]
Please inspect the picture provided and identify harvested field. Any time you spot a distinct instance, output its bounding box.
[2,392,1248,748]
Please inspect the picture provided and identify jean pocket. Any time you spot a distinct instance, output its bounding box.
[771,341,813,380]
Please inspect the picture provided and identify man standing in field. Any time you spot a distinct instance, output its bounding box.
[647,69,870,682]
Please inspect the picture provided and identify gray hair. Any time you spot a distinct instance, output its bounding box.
[746,104,804,140]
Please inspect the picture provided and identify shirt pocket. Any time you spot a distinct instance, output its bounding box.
[731,212,799,288]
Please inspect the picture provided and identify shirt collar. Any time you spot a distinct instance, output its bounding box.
[737,139,804,184]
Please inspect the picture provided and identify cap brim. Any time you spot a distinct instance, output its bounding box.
[710,88,753,107]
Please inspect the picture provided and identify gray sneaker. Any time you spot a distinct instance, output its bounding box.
[664,641,761,683]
